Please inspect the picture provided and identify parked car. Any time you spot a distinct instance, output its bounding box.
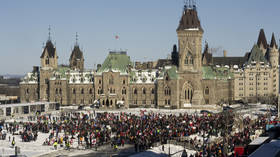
[223,106,233,111]
[200,110,212,114]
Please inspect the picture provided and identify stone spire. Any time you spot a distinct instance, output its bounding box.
[270,33,278,48]
[177,2,203,32]
[69,32,84,71]
[257,29,268,49]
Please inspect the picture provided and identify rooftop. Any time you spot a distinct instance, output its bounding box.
[97,51,132,74]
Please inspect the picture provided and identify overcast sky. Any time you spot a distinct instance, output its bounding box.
[0,0,279,75]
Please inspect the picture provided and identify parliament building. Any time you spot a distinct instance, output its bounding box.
[20,4,279,109]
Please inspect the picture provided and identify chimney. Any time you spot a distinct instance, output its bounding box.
[223,50,227,57]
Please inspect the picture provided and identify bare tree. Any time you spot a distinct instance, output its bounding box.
[209,46,223,56]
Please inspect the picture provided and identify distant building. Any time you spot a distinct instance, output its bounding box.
[20,4,279,108]
[0,76,20,101]
[0,94,18,104]
[202,29,279,103]
[0,102,59,118]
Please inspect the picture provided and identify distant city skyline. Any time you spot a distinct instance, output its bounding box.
[0,0,279,75]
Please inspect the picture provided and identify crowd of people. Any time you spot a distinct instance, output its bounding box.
[0,109,269,157]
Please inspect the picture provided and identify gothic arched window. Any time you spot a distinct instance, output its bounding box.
[205,87,209,95]
[45,57,49,65]
[185,57,188,64]
[122,88,126,95]
[185,51,193,65]
[190,58,193,64]
[109,75,114,85]
[98,88,102,94]
[89,88,92,94]
[165,87,171,96]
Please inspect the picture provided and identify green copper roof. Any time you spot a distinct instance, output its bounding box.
[55,66,71,78]
[166,66,178,79]
[202,66,233,80]
[246,44,268,65]
[98,52,132,73]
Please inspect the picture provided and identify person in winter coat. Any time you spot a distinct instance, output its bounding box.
[11,137,15,147]
[53,141,58,150]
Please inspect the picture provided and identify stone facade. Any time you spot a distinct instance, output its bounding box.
[20,4,279,108]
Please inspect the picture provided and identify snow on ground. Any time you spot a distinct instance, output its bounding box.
[188,133,220,144]
[130,144,196,157]
[237,104,276,119]
[0,132,56,157]
[0,103,273,157]
[94,106,221,116]
[0,129,92,157]
[229,104,241,108]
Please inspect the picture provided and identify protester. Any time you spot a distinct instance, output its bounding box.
[0,109,268,156]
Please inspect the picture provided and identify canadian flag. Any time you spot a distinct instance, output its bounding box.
[115,35,119,40]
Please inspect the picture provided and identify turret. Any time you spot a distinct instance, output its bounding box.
[171,44,179,66]
[69,45,84,71]
[40,27,58,69]
[268,33,279,67]
[69,33,84,71]
[202,42,212,65]
[257,29,268,55]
